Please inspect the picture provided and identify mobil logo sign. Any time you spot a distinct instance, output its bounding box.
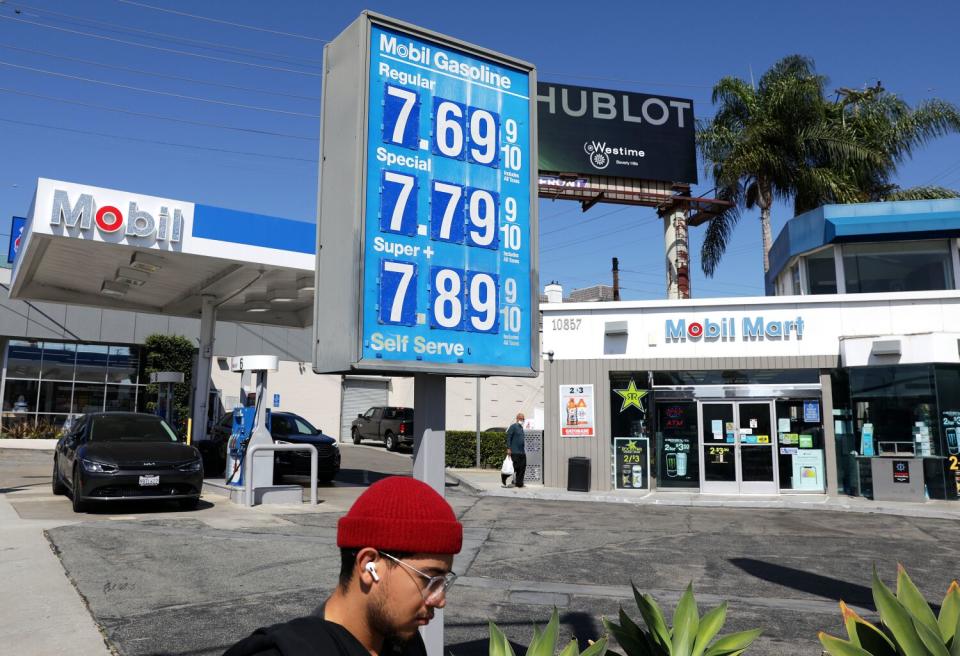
[49,187,186,243]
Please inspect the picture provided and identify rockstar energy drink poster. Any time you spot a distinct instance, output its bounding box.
[614,437,649,490]
[560,384,594,437]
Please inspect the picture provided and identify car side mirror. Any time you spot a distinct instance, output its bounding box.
[357,413,363,419]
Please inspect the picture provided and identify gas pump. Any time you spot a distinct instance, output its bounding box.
[150,372,185,427]
[224,355,279,491]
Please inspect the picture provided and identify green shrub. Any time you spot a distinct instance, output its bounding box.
[488,608,607,656]
[819,565,960,656]
[604,582,762,656]
[446,430,506,469]
[143,333,195,438]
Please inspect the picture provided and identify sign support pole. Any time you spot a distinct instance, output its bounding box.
[191,294,216,443]
[412,372,447,655]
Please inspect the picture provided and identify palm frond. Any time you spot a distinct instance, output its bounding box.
[874,185,960,202]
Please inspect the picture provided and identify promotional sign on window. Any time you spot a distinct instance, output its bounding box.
[560,384,594,437]
[313,12,538,378]
[614,437,649,490]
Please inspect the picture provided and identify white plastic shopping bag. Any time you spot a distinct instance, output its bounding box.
[501,455,514,476]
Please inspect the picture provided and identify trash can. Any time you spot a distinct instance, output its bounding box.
[567,457,590,492]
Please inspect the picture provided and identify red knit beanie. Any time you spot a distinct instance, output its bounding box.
[337,476,463,554]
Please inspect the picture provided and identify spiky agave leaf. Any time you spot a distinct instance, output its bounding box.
[691,604,727,656]
[525,608,560,656]
[489,620,516,656]
[872,566,928,656]
[671,583,700,656]
[938,580,960,643]
[819,631,874,656]
[896,564,941,637]
[839,601,896,656]
[632,584,672,652]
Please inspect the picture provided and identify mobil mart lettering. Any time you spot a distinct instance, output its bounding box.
[665,316,806,342]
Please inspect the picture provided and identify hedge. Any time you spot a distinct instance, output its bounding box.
[445,431,507,469]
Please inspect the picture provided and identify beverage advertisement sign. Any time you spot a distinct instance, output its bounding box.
[560,384,594,437]
[614,437,649,490]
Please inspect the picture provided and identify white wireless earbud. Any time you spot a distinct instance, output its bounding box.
[365,562,380,582]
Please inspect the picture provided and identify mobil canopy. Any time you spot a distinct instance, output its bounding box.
[665,316,806,342]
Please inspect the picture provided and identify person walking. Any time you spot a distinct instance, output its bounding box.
[505,412,527,488]
[223,476,463,656]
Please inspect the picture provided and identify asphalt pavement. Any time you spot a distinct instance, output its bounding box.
[3,444,960,656]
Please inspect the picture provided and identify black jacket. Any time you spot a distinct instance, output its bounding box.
[223,616,428,656]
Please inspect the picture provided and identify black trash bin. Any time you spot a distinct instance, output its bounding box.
[567,457,590,492]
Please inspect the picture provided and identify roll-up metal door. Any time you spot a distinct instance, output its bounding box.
[340,377,389,442]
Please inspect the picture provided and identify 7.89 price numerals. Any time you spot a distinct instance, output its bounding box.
[378,260,522,335]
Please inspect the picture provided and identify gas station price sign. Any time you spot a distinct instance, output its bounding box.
[314,12,538,377]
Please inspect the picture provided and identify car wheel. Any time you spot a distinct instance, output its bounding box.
[71,465,86,513]
[384,432,396,452]
[178,497,199,511]
[352,428,361,445]
[52,458,67,495]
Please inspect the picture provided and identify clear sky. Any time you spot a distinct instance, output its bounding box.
[1,0,958,300]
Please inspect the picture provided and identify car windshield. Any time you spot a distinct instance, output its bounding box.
[292,416,318,435]
[89,415,179,442]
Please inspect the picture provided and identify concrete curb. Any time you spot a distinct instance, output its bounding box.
[0,439,58,450]
[443,469,960,521]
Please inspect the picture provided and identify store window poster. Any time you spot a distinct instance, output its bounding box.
[560,384,595,437]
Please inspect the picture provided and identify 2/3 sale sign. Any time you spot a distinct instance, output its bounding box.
[314,12,538,377]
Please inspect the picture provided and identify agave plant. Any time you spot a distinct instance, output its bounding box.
[819,565,960,656]
[603,583,762,656]
[488,608,607,656]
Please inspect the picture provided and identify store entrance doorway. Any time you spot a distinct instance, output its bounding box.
[699,401,777,494]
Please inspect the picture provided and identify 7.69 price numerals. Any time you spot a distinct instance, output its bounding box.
[382,83,523,171]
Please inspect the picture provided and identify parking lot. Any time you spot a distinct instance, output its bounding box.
[4,445,960,656]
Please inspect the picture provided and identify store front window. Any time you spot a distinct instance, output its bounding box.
[843,240,953,293]
[610,373,653,489]
[805,247,837,295]
[775,399,826,491]
[655,401,699,488]
[833,365,959,500]
[2,339,147,431]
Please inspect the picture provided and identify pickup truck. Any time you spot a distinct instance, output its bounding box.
[351,406,414,451]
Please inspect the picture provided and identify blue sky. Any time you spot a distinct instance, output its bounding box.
[1,0,958,300]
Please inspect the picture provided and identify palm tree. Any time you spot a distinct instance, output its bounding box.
[696,55,960,277]
[697,55,879,275]
[827,87,960,203]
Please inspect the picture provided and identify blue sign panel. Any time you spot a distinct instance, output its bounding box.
[803,400,820,423]
[361,25,533,370]
[8,216,25,264]
[273,393,280,409]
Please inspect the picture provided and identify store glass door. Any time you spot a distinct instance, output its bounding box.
[700,401,778,494]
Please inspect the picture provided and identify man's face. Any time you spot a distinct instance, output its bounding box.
[517,415,524,423]
[367,553,455,643]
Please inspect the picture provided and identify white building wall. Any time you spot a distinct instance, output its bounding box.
[209,359,343,438]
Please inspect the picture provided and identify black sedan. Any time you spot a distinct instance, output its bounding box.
[269,412,341,483]
[52,412,203,513]
[203,410,340,483]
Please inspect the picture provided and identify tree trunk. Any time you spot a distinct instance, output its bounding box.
[759,184,773,273]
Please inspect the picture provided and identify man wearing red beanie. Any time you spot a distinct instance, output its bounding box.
[223,476,463,656]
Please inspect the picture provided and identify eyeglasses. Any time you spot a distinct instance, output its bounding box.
[379,551,457,604]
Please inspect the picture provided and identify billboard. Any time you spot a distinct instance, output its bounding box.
[313,12,538,377]
[537,81,697,184]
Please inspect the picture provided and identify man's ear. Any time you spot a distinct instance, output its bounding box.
[357,548,380,586]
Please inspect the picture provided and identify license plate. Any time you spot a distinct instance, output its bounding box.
[139,475,160,487]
